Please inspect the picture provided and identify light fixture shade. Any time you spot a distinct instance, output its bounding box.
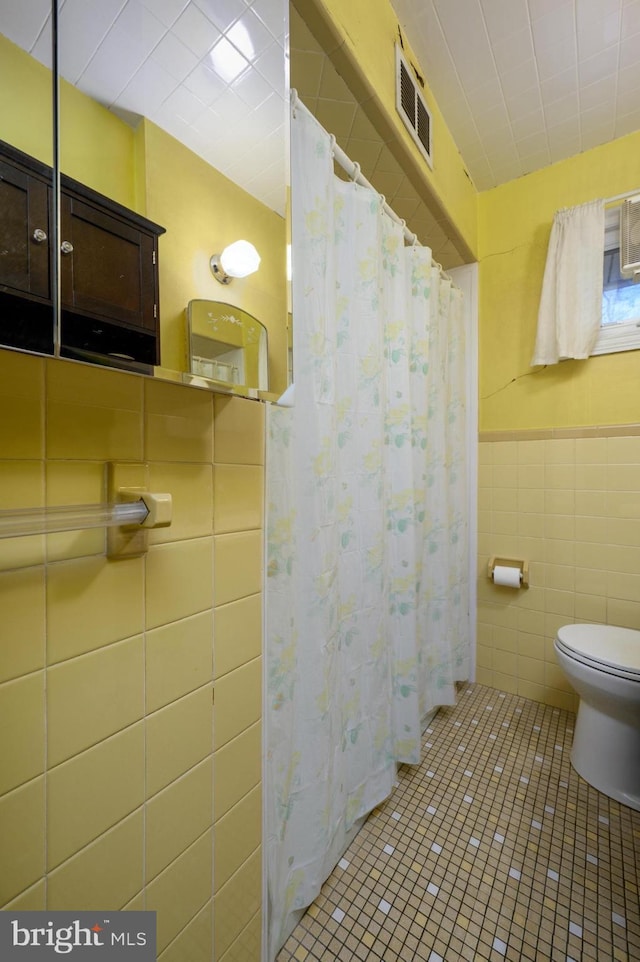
[220,240,261,278]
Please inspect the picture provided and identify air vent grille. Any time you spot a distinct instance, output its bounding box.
[395,45,432,168]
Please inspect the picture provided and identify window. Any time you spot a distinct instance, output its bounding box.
[591,205,640,355]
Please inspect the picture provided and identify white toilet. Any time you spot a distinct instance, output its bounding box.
[555,623,640,811]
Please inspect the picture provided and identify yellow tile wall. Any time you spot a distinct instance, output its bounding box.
[478,429,640,711]
[0,348,264,961]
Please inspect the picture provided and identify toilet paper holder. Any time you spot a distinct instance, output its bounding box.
[487,556,529,588]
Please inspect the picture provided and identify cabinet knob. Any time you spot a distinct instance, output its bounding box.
[60,240,74,255]
[32,228,47,244]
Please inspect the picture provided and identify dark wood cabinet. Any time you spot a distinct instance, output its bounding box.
[0,155,50,300]
[0,139,165,368]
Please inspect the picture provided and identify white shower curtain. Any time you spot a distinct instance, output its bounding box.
[265,102,471,958]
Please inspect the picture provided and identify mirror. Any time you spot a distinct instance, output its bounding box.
[186,299,268,394]
[0,9,54,356]
[0,0,289,398]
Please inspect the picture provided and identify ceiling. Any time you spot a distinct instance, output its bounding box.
[0,0,287,214]
[392,0,640,191]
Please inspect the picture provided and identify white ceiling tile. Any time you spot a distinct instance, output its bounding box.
[480,0,530,43]
[543,92,579,126]
[151,31,199,81]
[441,97,483,132]
[504,86,543,119]
[208,85,247,125]
[183,60,227,104]
[531,3,575,47]
[548,138,579,163]
[619,33,640,69]
[209,36,251,84]
[0,0,50,52]
[467,87,507,124]
[227,9,273,62]
[172,2,221,59]
[580,100,617,130]
[528,0,567,21]
[113,1,166,52]
[581,124,615,150]
[535,39,577,81]
[615,105,640,138]
[579,75,617,110]
[540,67,579,104]
[57,0,128,84]
[510,108,546,140]
[499,60,540,100]
[578,46,618,85]
[193,0,247,34]
[232,62,274,107]
[447,41,495,89]
[253,38,286,90]
[575,0,621,19]
[115,57,178,116]
[162,83,206,123]
[546,116,581,142]
[190,106,221,140]
[519,148,552,174]
[433,0,486,45]
[618,59,640,92]
[465,77,505,115]
[27,25,53,71]
[514,129,547,156]
[251,0,287,38]
[578,10,621,54]
[466,156,494,186]
[77,35,140,106]
[77,3,167,103]
[489,159,525,183]
[621,0,640,35]
[490,27,536,73]
[617,82,640,113]
[245,91,285,140]
[485,131,518,157]
[138,0,189,29]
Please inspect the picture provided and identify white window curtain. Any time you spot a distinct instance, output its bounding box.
[531,198,605,366]
[264,101,471,959]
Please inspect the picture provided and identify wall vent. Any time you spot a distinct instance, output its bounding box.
[395,44,433,169]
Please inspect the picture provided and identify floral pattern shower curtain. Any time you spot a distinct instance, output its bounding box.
[265,103,471,958]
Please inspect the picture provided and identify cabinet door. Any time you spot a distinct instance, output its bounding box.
[60,194,158,332]
[0,158,50,299]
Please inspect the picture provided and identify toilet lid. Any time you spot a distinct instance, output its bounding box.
[556,624,640,676]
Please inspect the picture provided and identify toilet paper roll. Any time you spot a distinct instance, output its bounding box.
[492,564,522,588]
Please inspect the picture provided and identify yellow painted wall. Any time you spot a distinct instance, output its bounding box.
[0,33,287,394]
[297,0,478,259]
[478,130,640,433]
[0,347,263,962]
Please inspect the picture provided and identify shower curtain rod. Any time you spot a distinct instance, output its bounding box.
[604,188,640,206]
[291,90,451,280]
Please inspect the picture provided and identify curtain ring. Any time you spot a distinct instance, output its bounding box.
[351,161,361,182]
[329,133,337,156]
[379,193,386,211]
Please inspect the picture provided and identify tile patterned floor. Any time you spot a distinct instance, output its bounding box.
[277,684,640,962]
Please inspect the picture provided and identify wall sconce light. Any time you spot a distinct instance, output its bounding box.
[210,240,261,284]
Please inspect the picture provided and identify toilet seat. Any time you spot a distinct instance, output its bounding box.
[556,624,640,681]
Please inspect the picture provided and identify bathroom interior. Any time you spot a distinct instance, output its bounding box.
[0,0,639,960]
